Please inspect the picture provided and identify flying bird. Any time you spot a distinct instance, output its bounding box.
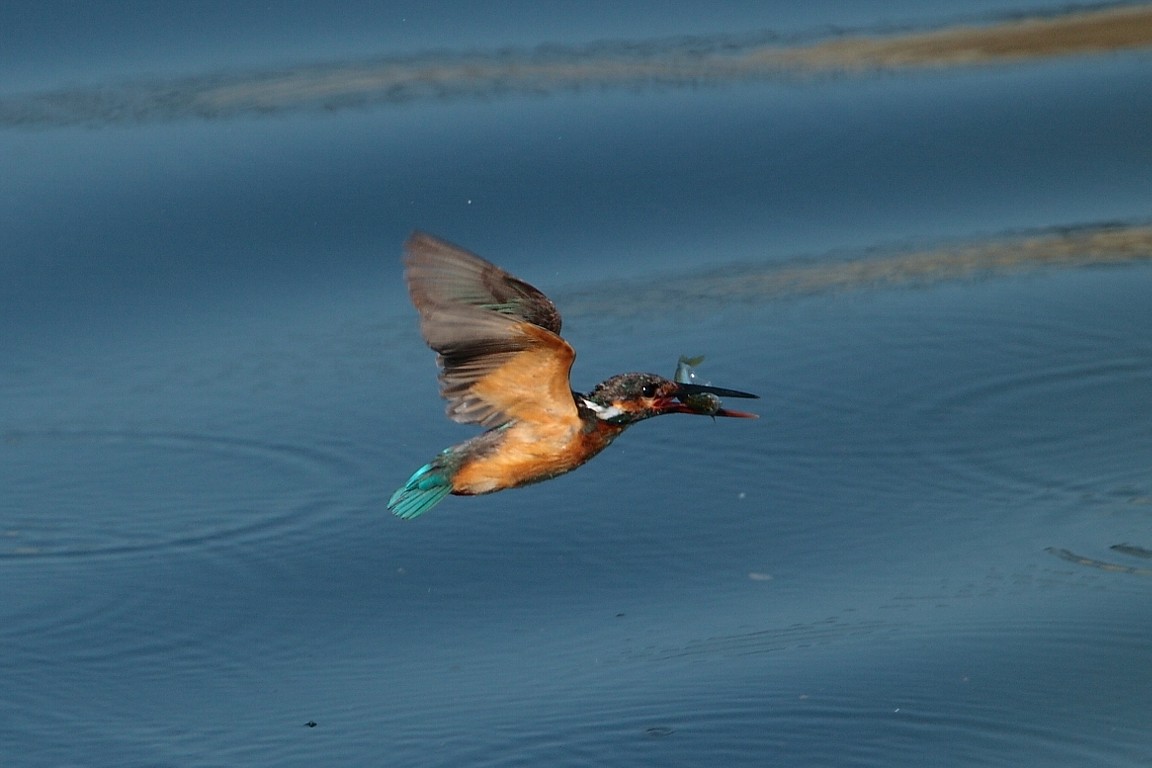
[388,232,758,518]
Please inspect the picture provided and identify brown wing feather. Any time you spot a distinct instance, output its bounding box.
[404,232,579,429]
[405,232,562,333]
[465,323,578,426]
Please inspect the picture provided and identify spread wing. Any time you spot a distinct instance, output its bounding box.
[404,232,579,429]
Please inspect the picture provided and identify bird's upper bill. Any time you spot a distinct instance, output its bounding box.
[664,381,759,418]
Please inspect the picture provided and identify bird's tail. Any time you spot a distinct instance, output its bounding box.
[388,459,453,519]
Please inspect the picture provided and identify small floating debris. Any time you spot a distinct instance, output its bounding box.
[1045,546,1152,576]
[1110,543,1152,559]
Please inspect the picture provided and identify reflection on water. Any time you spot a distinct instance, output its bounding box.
[563,222,1152,314]
[3,4,1152,127]
[775,3,1152,69]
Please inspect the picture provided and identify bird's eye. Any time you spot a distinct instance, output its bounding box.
[641,383,658,398]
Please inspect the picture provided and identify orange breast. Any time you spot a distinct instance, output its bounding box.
[452,418,624,495]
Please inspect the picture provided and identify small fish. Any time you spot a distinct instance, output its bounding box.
[674,355,723,416]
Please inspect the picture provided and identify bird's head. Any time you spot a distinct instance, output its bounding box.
[582,372,758,426]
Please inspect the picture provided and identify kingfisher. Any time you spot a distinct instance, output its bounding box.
[387,232,759,519]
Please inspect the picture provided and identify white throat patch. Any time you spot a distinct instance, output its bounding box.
[582,398,624,421]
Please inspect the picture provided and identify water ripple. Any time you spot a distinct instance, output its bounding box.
[0,428,358,561]
[418,608,1152,767]
[910,353,1152,513]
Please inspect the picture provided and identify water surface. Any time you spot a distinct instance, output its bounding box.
[3,3,1152,766]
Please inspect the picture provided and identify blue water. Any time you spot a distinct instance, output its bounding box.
[4,3,1152,766]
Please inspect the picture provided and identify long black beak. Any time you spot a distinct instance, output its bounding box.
[676,383,759,400]
[671,382,759,418]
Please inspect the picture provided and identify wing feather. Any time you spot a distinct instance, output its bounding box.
[404,232,578,429]
[405,232,561,333]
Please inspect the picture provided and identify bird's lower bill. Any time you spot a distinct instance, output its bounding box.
[658,398,759,419]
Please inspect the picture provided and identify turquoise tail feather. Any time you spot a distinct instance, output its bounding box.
[389,461,453,519]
